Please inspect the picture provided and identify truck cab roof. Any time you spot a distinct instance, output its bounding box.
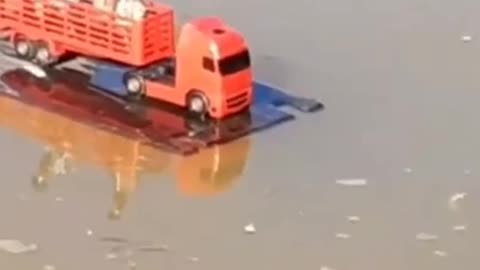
[188,17,247,57]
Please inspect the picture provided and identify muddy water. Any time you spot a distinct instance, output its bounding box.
[0,0,480,269]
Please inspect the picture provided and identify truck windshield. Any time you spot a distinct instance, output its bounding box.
[218,49,251,76]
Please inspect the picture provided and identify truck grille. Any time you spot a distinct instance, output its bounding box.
[226,92,248,110]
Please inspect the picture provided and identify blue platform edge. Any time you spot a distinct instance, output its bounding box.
[90,63,323,134]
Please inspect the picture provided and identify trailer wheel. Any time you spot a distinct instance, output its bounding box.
[34,42,57,66]
[124,73,145,100]
[187,91,209,120]
[13,38,35,60]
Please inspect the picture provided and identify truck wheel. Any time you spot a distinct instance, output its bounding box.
[14,38,35,60]
[124,73,145,100]
[34,42,56,66]
[187,91,209,120]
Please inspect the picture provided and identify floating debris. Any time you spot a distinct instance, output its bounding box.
[450,192,467,203]
[403,168,413,174]
[86,229,94,236]
[105,252,118,260]
[127,259,137,269]
[433,250,448,257]
[347,216,360,223]
[449,192,467,210]
[43,265,55,270]
[461,35,473,42]
[452,225,467,232]
[298,210,305,216]
[109,245,133,258]
[463,169,471,175]
[320,267,335,270]
[335,178,367,187]
[0,240,38,254]
[136,244,169,252]
[188,256,199,262]
[415,233,438,241]
[244,223,256,234]
[335,233,351,239]
[55,196,63,202]
[99,237,129,244]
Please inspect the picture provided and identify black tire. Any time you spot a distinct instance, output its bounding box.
[123,73,145,100]
[186,91,209,120]
[13,38,35,60]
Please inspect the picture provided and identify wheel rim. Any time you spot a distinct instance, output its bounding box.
[16,41,30,56]
[36,47,50,63]
[189,96,205,113]
[127,77,141,93]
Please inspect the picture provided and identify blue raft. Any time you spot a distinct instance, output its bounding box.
[0,62,323,155]
[89,63,324,137]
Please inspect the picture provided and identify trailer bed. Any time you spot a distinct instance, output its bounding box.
[0,0,175,66]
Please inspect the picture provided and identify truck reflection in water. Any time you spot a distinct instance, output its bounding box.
[0,67,251,220]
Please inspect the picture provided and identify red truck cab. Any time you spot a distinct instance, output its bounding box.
[125,17,253,120]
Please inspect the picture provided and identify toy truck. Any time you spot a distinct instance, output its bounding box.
[0,0,253,119]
